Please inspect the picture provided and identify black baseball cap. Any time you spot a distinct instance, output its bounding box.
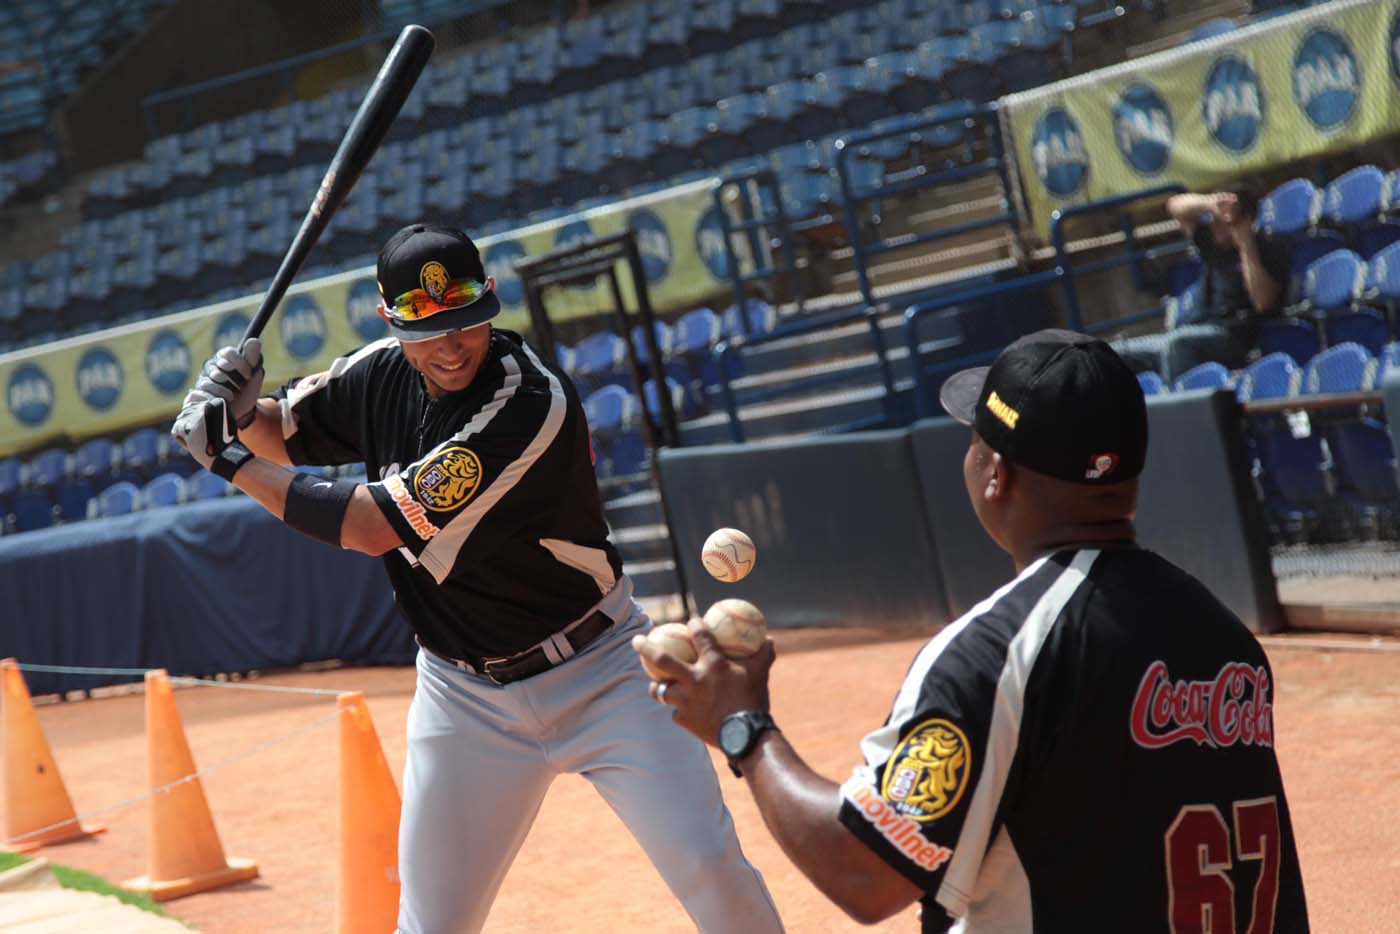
[377,223,501,342]
[939,329,1148,484]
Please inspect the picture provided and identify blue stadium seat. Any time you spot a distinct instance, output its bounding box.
[27,447,70,490]
[121,428,169,480]
[723,298,778,338]
[1258,179,1319,238]
[92,481,141,518]
[1304,342,1398,506]
[1172,362,1231,393]
[583,384,644,478]
[1189,17,1237,41]
[1237,353,1330,536]
[10,489,55,533]
[143,472,185,509]
[1357,223,1400,259]
[1136,371,1166,396]
[1379,342,1400,386]
[572,331,629,391]
[1321,165,1384,227]
[184,471,231,501]
[1301,249,1364,313]
[630,321,674,367]
[644,376,701,421]
[1286,232,1347,301]
[1256,318,1319,366]
[0,457,21,498]
[73,438,118,485]
[55,480,95,523]
[673,306,724,380]
[1325,309,1389,357]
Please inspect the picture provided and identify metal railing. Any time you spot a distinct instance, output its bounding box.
[711,168,808,333]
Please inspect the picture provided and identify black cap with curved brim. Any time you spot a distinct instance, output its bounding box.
[377,223,502,342]
[938,328,1148,485]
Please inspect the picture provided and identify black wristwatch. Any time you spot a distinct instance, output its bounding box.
[718,711,778,778]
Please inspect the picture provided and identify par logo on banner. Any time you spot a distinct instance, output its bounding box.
[213,312,250,353]
[7,362,54,427]
[1031,107,1089,196]
[1293,29,1360,131]
[347,278,388,342]
[627,209,673,283]
[1203,54,1265,153]
[76,347,123,412]
[485,239,527,306]
[694,206,730,281]
[145,330,192,395]
[1113,83,1173,175]
[280,294,326,360]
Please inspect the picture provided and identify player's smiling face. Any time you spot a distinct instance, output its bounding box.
[401,324,492,397]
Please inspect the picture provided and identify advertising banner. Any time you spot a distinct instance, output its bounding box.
[1,178,733,457]
[1003,0,1400,237]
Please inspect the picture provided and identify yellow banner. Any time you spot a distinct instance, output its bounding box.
[0,179,733,457]
[1003,0,1400,237]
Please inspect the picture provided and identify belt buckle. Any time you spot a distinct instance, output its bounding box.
[480,655,515,685]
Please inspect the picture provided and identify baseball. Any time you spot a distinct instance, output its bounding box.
[702,599,767,658]
[701,527,756,583]
[640,622,698,680]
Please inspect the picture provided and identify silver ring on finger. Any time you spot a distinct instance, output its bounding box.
[657,682,670,704]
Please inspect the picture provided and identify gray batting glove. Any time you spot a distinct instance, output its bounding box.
[171,396,239,471]
[195,338,263,429]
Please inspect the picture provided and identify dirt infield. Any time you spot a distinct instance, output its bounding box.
[19,626,1400,932]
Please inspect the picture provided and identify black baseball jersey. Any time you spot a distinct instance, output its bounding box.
[838,546,1308,933]
[273,329,624,662]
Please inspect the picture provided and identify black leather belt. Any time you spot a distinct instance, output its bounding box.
[430,609,615,685]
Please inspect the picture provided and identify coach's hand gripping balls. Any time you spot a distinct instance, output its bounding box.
[640,622,699,680]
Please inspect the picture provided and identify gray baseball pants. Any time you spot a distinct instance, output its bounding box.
[396,598,784,933]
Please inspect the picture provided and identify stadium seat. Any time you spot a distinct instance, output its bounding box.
[723,298,778,338]
[1300,249,1364,313]
[73,438,118,485]
[1189,17,1237,42]
[630,321,674,368]
[1257,317,1319,366]
[1237,353,1331,537]
[1304,342,1398,507]
[143,472,185,509]
[1172,362,1231,393]
[582,384,644,477]
[185,471,231,501]
[1321,165,1385,228]
[1325,309,1388,357]
[572,331,630,392]
[1258,179,1319,238]
[55,480,95,523]
[1357,223,1400,259]
[27,447,70,491]
[1136,371,1166,396]
[9,489,55,533]
[121,428,170,480]
[0,457,22,499]
[91,481,141,518]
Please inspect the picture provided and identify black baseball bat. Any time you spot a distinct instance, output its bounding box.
[242,24,435,343]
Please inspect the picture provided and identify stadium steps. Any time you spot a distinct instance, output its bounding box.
[1127,0,1251,58]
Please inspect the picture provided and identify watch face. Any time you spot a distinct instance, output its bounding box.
[719,716,751,758]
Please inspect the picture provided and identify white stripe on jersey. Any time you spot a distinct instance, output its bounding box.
[279,336,397,440]
[854,556,1052,777]
[539,538,617,595]
[949,827,1032,933]
[936,548,1098,919]
[417,342,567,583]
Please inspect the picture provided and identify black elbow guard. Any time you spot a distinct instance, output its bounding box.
[282,472,357,547]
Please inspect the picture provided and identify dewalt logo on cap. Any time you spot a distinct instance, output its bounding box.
[985,391,1020,430]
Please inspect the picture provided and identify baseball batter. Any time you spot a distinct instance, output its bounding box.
[170,223,783,933]
[639,330,1308,932]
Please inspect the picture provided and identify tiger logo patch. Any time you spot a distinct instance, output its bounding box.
[881,718,971,823]
[413,446,483,512]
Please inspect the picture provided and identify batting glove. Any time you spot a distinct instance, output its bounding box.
[194,338,264,429]
[171,397,255,480]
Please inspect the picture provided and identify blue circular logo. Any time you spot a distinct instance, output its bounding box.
[7,363,54,427]
[1202,55,1264,153]
[627,210,673,283]
[1031,107,1089,197]
[1113,84,1174,175]
[1293,30,1360,131]
[694,206,730,281]
[145,330,192,395]
[213,312,250,353]
[1391,8,1400,84]
[484,239,528,307]
[347,278,387,342]
[280,294,326,360]
[554,219,596,291]
[76,347,123,412]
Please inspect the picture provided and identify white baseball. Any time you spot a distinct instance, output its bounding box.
[702,599,767,658]
[641,622,698,680]
[701,527,756,583]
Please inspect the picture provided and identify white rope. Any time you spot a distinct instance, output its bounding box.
[0,705,346,848]
[11,663,349,696]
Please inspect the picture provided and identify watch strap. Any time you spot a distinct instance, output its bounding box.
[723,711,778,778]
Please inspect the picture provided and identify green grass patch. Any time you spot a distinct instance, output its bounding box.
[0,850,177,920]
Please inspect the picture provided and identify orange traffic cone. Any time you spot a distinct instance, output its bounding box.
[335,691,401,934]
[122,669,258,901]
[1,658,105,852]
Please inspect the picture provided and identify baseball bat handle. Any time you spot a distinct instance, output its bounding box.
[242,24,435,344]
